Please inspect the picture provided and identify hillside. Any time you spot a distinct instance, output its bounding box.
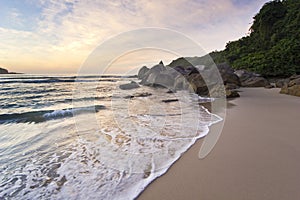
[0,67,9,74]
[172,0,300,77]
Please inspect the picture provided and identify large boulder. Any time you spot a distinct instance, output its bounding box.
[280,75,300,97]
[139,63,166,85]
[217,63,240,86]
[174,75,189,90]
[226,89,240,98]
[235,70,269,87]
[288,75,300,87]
[137,61,240,98]
[242,77,270,87]
[173,66,189,75]
[280,85,300,97]
[275,79,289,88]
[154,73,175,88]
[119,81,140,90]
[137,66,149,79]
[0,67,8,74]
[186,73,209,95]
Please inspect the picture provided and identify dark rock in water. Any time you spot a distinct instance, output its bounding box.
[280,75,300,97]
[124,92,152,99]
[166,90,175,93]
[119,81,140,90]
[57,175,67,187]
[0,67,9,74]
[235,70,269,87]
[162,99,178,103]
[137,66,149,79]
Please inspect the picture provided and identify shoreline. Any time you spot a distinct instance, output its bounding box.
[138,88,300,200]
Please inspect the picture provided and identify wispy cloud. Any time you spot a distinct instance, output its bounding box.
[0,0,268,73]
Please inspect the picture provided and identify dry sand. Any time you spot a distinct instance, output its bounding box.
[138,88,300,200]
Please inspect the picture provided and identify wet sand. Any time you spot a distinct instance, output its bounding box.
[138,88,300,200]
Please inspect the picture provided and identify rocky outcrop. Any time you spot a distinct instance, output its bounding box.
[280,75,300,97]
[137,66,149,79]
[235,70,270,87]
[137,61,239,98]
[217,63,240,86]
[280,85,300,97]
[275,79,289,88]
[0,67,21,74]
[0,67,9,74]
[139,63,167,86]
[119,81,140,90]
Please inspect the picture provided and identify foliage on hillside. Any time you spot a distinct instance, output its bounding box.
[211,0,300,77]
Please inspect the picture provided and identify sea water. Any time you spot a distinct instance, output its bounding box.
[0,74,221,199]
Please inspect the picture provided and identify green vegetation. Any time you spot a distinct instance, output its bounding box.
[212,0,300,77]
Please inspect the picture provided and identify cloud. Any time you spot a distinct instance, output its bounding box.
[0,0,268,73]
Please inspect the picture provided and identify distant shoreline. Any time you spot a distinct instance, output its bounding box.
[0,67,23,74]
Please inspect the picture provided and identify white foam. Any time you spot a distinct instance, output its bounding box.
[0,85,222,200]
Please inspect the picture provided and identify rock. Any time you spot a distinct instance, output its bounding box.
[154,72,176,88]
[280,85,300,97]
[124,92,152,99]
[166,90,175,93]
[279,75,300,97]
[275,79,289,88]
[242,77,270,87]
[265,84,275,89]
[0,67,8,74]
[217,63,240,86]
[186,73,209,95]
[162,99,178,103]
[137,66,149,79]
[209,84,226,98]
[138,61,241,97]
[173,66,189,75]
[288,76,300,87]
[119,81,140,90]
[235,70,269,87]
[234,69,246,79]
[225,83,239,90]
[139,62,166,85]
[174,75,189,90]
[290,74,300,80]
[226,90,240,98]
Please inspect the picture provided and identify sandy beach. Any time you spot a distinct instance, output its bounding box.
[138,88,300,200]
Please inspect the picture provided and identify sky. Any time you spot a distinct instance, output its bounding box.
[0,0,269,74]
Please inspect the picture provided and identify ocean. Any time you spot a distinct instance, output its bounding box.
[0,74,221,199]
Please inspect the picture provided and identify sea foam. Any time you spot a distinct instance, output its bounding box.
[0,80,222,200]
